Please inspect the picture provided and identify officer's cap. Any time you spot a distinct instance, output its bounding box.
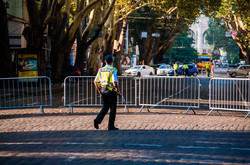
[105,55,113,63]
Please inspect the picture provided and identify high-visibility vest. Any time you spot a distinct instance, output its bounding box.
[174,64,178,70]
[98,66,117,91]
[184,64,188,69]
[205,63,210,69]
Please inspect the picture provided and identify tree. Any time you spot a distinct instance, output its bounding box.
[129,0,222,65]
[22,0,50,76]
[215,0,250,63]
[0,0,13,77]
[205,18,239,60]
[166,31,197,63]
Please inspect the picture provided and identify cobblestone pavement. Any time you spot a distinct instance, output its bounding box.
[0,107,249,164]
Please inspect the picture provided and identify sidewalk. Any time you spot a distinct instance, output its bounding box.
[0,107,249,132]
[0,107,249,164]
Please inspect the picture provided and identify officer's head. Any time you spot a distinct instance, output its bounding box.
[105,55,113,65]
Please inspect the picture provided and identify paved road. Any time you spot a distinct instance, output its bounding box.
[0,108,249,164]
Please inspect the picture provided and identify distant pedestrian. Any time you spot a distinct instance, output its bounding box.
[93,55,122,130]
[205,63,211,77]
[211,63,214,77]
[174,62,179,76]
[183,64,189,77]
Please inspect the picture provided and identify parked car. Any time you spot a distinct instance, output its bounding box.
[167,64,198,76]
[157,65,172,76]
[125,65,154,77]
[227,65,250,77]
[61,65,81,81]
[150,63,165,74]
[221,61,228,68]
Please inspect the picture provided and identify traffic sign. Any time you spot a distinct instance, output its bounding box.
[141,32,147,38]
[152,33,160,37]
[232,30,237,36]
[225,31,231,37]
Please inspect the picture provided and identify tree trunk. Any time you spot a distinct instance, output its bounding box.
[0,0,13,77]
[75,37,88,75]
[114,19,127,75]
[88,39,101,75]
[22,0,49,76]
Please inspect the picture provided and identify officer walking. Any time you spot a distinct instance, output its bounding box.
[183,63,189,77]
[205,62,211,77]
[174,62,179,76]
[93,55,121,130]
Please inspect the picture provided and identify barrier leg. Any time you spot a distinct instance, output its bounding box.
[185,107,196,115]
[216,110,221,116]
[245,112,250,119]
[207,109,214,116]
[40,106,44,114]
[69,106,73,113]
[139,105,144,112]
[124,105,129,112]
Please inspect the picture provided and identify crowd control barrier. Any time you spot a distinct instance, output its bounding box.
[139,76,200,113]
[0,77,52,113]
[209,78,250,118]
[64,76,137,113]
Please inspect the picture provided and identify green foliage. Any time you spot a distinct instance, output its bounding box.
[232,54,240,64]
[205,18,239,60]
[166,31,197,63]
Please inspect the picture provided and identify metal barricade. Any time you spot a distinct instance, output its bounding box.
[64,76,137,113]
[209,78,250,118]
[0,76,52,113]
[139,76,200,113]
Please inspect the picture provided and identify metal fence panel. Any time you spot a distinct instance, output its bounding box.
[209,78,250,118]
[0,77,52,112]
[64,76,137,109]
[139,76,200,111]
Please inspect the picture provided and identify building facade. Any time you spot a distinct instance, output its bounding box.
[189,15,211,54]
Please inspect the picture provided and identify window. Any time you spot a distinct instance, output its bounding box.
[188,65,194,69]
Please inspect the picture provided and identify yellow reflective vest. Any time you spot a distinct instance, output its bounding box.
[174,64,178,70]
[98,66,117,91]
[205,63,211,69]
[183,64,188,69]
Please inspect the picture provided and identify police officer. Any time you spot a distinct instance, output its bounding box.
[174,62,179,76]
[205,62,211,77]
[93,55,121,130]
[183,63,189,77]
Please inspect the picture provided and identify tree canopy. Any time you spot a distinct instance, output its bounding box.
[166,31,197,64]
[205,18,239,60]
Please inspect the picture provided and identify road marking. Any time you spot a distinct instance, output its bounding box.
[132,156,155,159]
[231,148,250,151]
[125,144,162,147]
[65,156,76,162]
[66,142,105,145]
[0,142,105,145]
[180,158,224,163]
[178,146,219,149]
[0,142,43,145]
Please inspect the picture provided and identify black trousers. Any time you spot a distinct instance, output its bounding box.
[95,91,117,129]
[185,69,188,76]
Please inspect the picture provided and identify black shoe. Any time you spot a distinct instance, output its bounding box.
[94,120,99,129]
[108,127,119,130]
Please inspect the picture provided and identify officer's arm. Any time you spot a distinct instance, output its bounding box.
[113,82,122,97]
[94,81,101,95]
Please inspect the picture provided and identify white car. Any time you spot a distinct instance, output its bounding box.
[157,65,172,76]
[125,65,154,77]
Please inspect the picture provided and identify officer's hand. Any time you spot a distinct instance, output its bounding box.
[117,91,122,97]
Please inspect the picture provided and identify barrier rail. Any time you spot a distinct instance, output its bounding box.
[209,78,250,118]
[0,77,52,113]
[64,76,137,113]
[139,76,200,113]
